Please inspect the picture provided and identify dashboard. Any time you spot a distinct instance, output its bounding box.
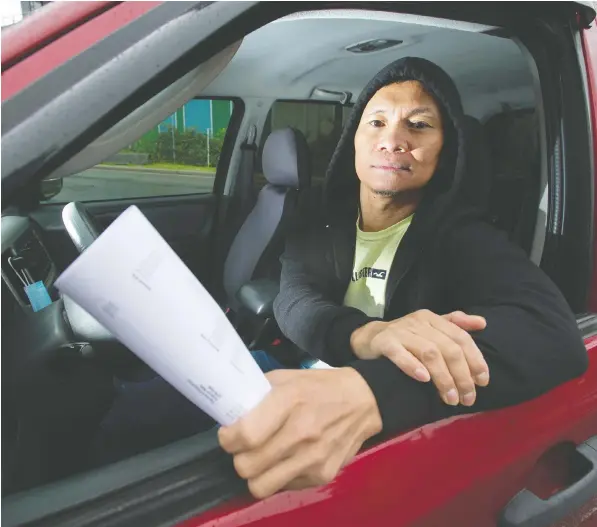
[1,215,57,312]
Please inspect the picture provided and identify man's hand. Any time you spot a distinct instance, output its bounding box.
[218,368,382,500]
[350,310,489,407]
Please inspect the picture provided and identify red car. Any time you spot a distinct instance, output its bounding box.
[2,2,597,526]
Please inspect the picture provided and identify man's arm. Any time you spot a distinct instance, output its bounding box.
[229,221,588,498]
[273,197,379,366]
[350,221,588,434]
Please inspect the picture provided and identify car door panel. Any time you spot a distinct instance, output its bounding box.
[178,332,597,527]
[31,194,217,287]
[2,331,594,527]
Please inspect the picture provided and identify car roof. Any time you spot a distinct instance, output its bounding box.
[206,10,526,114]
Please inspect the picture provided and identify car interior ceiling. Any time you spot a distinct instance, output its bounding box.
[2,10,546,497]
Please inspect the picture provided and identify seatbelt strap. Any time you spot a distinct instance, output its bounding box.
[217,124,257,241]
[213,126,258,303]
[235,124,258,217]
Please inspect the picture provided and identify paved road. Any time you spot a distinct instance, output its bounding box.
[49,167,216,202]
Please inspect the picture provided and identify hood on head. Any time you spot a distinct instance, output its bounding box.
[323,57,469,222]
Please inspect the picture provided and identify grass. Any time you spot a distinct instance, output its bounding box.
[148,163,216,172]
[99,162,217,173]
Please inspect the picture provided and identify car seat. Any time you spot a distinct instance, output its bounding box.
[484,109,541,254]
[222,127,311,311]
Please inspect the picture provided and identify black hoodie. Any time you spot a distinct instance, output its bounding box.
[273,57,588,435]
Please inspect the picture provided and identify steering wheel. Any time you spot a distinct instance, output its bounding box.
[62,201,101,254]
[60,202,149,378]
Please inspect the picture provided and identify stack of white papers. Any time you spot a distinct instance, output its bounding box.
[55,206,271,426]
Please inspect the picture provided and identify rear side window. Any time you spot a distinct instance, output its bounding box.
[258,100,352,188]
[42,98,237,203]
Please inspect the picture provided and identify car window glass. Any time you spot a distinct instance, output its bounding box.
[42,99,236,203]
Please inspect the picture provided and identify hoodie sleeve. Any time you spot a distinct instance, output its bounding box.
[273,191,380,366]
[350,221,588,434]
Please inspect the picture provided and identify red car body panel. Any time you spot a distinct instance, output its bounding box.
[1,1,114,66]
[179,337,597,527]
[1,1,160,101]
[1,4,596,527]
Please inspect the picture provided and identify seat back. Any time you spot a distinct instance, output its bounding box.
[484,109,540,254]
[223,128,310,309]
[460,115,492,211]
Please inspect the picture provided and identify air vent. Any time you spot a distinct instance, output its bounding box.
[346,39,403,54]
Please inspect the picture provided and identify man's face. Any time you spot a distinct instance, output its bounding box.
[354,81,444,197]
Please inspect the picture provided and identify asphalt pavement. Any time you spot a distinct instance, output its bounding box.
[49,167,216,203]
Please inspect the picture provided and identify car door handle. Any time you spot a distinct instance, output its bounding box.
[499,437,597,527]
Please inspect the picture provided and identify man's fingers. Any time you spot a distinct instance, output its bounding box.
[372,331,431,382]
[396,331,460,405]
[443,311,486,332]
[248,436,350,499]
[422,326,477,406]
[233,433,289,481]
[246,445,314,499]
[232,413,309,480]
[406,326,476,406]
[218,385,293,455]
[284,435,361,492]
[431,315,490,388]
[265,369,299,386]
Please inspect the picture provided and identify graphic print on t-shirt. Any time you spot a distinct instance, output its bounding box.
[352,267,387,281]
[343,214,413,318]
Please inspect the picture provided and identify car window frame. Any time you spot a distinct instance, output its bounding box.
[1,3,595,527]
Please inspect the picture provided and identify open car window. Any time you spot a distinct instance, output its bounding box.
[41,99,238,204]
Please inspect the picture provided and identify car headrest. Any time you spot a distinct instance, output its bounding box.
[262,128,311,189]
[484,109,538,177]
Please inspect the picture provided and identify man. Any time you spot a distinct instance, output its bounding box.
[218,57,588,499]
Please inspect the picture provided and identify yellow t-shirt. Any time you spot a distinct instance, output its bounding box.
[343,215,413,318]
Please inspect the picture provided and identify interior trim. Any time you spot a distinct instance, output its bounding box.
[1,430,244,527]
[513,29,550,266]
[541,21,594,312]
[277,8,497,32]
[578,313,597,338]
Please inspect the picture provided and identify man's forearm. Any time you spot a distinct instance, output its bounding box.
[274,250,377,364]
[349,357,439,434]
[349,304,587,437]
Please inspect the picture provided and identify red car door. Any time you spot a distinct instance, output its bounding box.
[176,332,596,527]
[1,4,595,527]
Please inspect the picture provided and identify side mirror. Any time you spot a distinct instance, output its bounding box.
[39,177,63,201]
